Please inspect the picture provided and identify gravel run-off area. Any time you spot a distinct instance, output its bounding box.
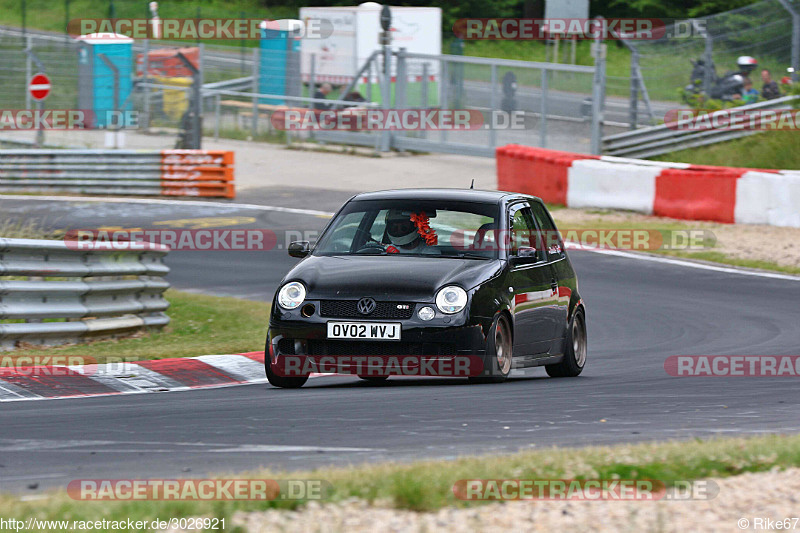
[551,207,800,269]
[163,468,800,532]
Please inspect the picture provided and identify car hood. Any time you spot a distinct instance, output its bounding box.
[284,255,503,301]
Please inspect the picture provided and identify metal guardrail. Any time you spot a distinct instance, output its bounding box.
[602,95,800,158]
[202,76,254,92]
[0,237,170,351]
[0,149,235,197]
[0,150,163,195]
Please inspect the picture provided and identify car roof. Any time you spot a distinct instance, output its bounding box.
[350,188,540,205]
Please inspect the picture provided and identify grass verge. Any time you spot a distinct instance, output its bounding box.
[549,208,800,276]
[0,289,268,362]
[650,131,800,170]
[3,433,800,530]
[659,250,800,275]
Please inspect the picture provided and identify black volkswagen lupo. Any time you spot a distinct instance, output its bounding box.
[266,189,586,388]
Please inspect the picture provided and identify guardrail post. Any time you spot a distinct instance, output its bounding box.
[629,48,639,130]
[366,59,373,102]
[396,48,407,110]
[590,18,606,155]
[251,47,259,139]
[309,53,316,142]
[214,92,220,141]
[703,34,714,97]
[540,67,548,148]
[421,63,429,139]
[440,59,448,145]
[24,40,46,147]
[489,63,498,150]
[142,37,150,131]
[175,52,201,149]
[778,0,800,82]
[309,53,316,110]
[380,44,392,152]
[25,35,32,111]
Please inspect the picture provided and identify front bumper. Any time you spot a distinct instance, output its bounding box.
[268,300,493,363]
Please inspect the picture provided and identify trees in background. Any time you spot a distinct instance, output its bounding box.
[260,0,761,30]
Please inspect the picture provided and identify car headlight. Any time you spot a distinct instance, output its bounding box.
[278,281,306,309]
[436,285,467,314]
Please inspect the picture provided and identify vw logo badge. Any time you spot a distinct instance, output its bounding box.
[357,297,376,315]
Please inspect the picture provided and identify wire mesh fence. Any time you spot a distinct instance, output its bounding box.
[2,0,796,153]
[624,0,799,127]
[391,52,599,154]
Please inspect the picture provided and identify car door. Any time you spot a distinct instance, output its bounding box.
[507,203,558,355]
[529,200,570,345]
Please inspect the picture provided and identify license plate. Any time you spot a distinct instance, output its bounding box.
[327,322,401,341]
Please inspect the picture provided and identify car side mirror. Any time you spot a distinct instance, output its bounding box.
[288,241,310,258]
[509,246,541,266]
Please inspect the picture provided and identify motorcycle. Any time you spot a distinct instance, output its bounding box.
[683,55,758,103]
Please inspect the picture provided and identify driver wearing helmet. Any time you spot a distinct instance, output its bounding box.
[384,209,439,254]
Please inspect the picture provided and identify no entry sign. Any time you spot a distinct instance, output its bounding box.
[29,73,51,101]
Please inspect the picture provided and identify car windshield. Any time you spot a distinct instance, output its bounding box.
[313,198,500,259]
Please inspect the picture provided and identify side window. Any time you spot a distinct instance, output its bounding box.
[509,205,544,259]
[530,202,564,261]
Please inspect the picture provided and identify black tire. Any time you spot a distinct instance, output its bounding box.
[265,341,309,389]
[546,309,586,378]
[469,314,513,384]
[358,375,389,383]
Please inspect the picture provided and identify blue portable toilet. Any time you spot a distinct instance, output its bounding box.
[259,20,302,105]
[76,33,134,128]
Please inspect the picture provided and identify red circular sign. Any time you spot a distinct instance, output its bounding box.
[29,73,51,101]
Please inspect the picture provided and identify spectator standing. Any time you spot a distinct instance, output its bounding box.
[313,83,333,110]
[761,69,781,100]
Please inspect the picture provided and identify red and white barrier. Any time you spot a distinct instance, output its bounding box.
[496,145,800,227]
[735,171,800,227]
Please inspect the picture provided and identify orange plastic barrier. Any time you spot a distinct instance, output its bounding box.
[496,145,598,205]
[654,168,740,223]
[160,150,235,198]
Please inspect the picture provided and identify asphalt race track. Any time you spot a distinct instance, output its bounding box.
[1,194,799,494]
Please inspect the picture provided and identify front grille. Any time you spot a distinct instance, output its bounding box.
[308,340,458,356]
[277,338,296,355]
[319,300,414,319]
